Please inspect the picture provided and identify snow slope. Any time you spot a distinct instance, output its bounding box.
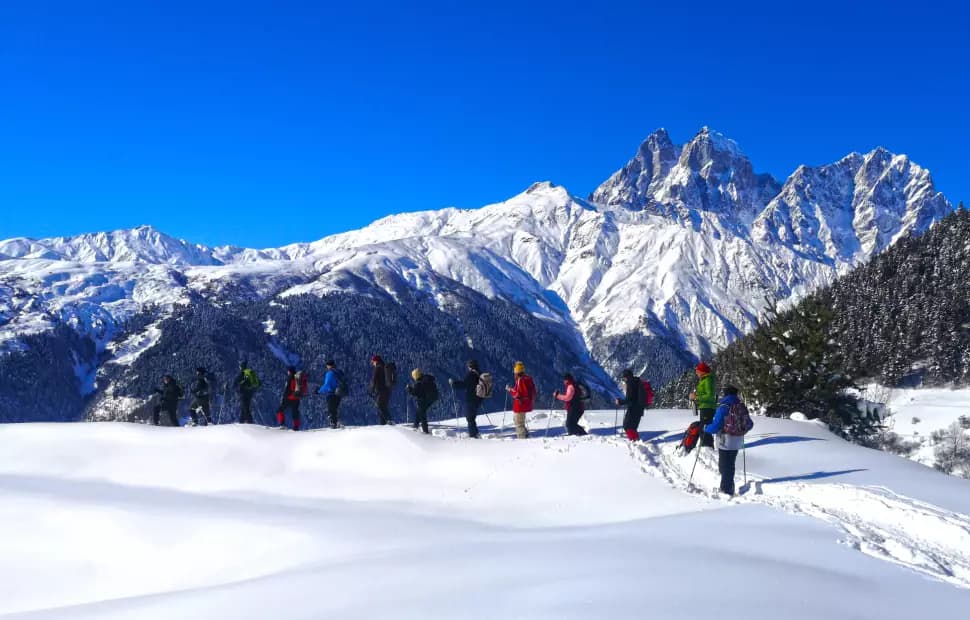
[0,128,952,386]
[1,410,968,618]
[877,386,970,469]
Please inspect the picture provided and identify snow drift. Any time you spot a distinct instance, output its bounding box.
[1,408,968,619]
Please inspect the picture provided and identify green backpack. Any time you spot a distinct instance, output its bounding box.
[242,368,261,391]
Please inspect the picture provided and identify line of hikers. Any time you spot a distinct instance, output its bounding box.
[151,357,750,496]
[150,357,655,439]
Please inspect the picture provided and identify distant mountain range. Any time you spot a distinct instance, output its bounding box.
[0,128,953,422]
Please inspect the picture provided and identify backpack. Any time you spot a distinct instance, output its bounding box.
[576,381,592,402]
[723,401,754,436]
[642,380,654,407]
[680,421,703,455]
[334,369,350,397]
[294,371,309,398]
[423,374,439,403]
[476,372,494,399]
[242,368,261,391]
[385,362,397,389]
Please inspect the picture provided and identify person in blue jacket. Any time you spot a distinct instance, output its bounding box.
[704,385,745,496]
[318,360,343,429]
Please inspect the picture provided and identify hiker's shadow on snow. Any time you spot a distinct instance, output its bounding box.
[759,469,868,485]
[744,435,824,449]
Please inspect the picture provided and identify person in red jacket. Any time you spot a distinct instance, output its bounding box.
[554,373,587,436]
[506,361,535,439]
[276,366,307,431]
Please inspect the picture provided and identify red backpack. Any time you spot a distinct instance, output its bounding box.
[680,421,703,454]
[642,380,654,407]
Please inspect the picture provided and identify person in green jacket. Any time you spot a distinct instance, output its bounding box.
[689,361,717,448]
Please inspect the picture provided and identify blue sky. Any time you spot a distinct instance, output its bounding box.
[1,1,967,248]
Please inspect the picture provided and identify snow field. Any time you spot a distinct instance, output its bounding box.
[1,409,969,618]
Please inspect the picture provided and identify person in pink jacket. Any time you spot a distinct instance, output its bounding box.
[554,373,587,436]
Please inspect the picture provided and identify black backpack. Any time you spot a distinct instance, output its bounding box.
[424,374,439,403]
[385,362,398,389]
[576,381,592,402]
[334,369,350,397]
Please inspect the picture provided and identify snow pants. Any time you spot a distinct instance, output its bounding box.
[153,403,179,426]
[375,392,391,425]
[623,407,644,441]
[414,401,431,434]
[239,391,254,424]
[718,448,738,495]
[326,395,342,429]
[565,405,587,436]
[699,408,716,448]
[514,412,529,439]
[464,399,481,438]
[277,399,301,430]
[190,397,211,425]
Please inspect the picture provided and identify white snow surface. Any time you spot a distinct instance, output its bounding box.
[878,385,970,468]
[1,409,969,619]
[0,129,952,364]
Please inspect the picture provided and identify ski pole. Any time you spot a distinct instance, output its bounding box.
[614,405,619,434]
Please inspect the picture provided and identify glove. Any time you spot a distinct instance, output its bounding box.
[614,398,622,406]
[448,378,455,386]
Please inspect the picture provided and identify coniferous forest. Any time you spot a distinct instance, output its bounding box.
[659,207,970,440]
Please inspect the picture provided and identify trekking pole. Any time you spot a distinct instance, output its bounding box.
[614,405,619,434]
[545,397,554,437]
[501,390,509,433]
[742,434,747,486]
[688,436,703,489]
[451,387,460,438]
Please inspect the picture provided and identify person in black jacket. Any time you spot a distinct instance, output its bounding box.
[234,360,259,424]
[369,355,393,425]
[153,374,183,426]
[614,369,644,441]
[406,368,437,434]
[190,367,212,426]
[449,359,482,438]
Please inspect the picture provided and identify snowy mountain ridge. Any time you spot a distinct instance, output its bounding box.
[0,128,953,393]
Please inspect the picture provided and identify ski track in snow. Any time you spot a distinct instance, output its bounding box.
[621,430,970,589]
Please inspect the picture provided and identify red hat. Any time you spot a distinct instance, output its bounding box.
[696,362,711,374]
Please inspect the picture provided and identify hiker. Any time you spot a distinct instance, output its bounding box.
[703,385,752,496]
[189,367,212,426]
[554,373,587,436]
[405,368,438,434]
[152,374,183,426]
[689,362,717,448]
[506,361,535,439]
[449,359,484,438]
[318,360,345,429]
[234,360,260,424]
[615,369,645,441]
[276,366,307,430]
[369,355,393,425]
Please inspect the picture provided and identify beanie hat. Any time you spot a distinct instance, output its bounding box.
[513,361,525,374]
[723,385,739,396]
[372,355,383,364]
[326,360,336,367]
[288,366,297,374]
[411,368,422,381]
[696,362,711,374]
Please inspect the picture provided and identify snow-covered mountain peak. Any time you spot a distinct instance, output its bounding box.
[0,225,222,266]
